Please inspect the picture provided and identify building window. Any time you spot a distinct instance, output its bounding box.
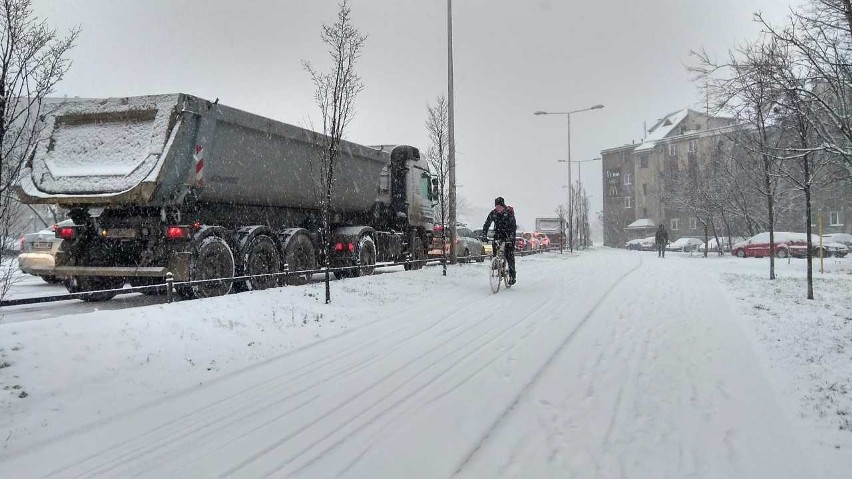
[670,218,679,230]
[643,207,648,216]
[608,185,619,197]
[830,211,842,226]
[688,139,697,153]
[640,156,648,168]
[623,172,632,185]
[642,183,648,195]
[624,197,633,209]
[689,218,698,230]
[621,151,628,162]
[669,144,677,156]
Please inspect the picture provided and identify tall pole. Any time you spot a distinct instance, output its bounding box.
[447,0,457,264]
[567,114,573,252]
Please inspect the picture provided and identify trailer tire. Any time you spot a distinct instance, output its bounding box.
[284,234,315,285]
[405,236,426,270]
[179,236,235,299]
[244,235,280,290]
[352,236,376,277]
[65,276,124,302]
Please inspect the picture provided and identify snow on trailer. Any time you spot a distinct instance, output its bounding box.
[16,94,437,302]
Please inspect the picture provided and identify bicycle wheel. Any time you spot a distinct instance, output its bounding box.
[489,258,502,293]
[503,267,512,289]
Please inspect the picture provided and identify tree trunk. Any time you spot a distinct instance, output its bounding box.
[804,153,814,300]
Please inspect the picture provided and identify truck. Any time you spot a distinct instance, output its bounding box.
[534,217,565,247]
[17,94,436,301]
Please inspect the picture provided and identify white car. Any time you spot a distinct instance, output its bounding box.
[17,220,73,283]
[626,236,656,251]
[665,237,704,252]
[698,236,746,253]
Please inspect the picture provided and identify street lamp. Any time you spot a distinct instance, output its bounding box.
[559,157,602,185]
[535,105,604,252]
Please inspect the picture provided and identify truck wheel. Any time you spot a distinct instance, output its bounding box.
[65,276,124,302]
[409,237,426,270]
[180,236,235,299]
[285,234,315,285]
[352,236,376,277]
[244,235,280,290]
[462,248,470,263]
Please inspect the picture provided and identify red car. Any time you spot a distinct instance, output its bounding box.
[731,232,823,258]
[515,233,528,251]
[533,232,551,249]
[521,232,540,250]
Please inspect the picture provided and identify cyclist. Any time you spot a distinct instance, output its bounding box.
[481,196,517,285]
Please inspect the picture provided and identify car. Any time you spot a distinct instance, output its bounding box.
[731,232,843,258]
[665,237,704,252]
[17,220,73,283]
[515,233,528,251]
[698,236,746,253]
[822,233,852,256]
[625,238,644,250]
[521,232,540,251]
[533,232,551,249]
[473,229,493,256]
[428,225,485,262]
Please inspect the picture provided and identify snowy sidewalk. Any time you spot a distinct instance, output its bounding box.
[0,250,836,478]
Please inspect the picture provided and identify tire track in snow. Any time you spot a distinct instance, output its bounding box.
[453,255,643,476]
[42,289,481,478]
[61,295,495,478]
[230,297,562,478]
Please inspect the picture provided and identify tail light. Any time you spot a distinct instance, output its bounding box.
[165,226,191,240]
[57,227,76,240]
[334,242,355,252]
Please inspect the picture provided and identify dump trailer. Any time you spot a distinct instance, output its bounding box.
[535,217,565,246]
[17,94,436,300]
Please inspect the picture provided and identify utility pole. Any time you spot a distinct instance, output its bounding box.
[447,0,457,264]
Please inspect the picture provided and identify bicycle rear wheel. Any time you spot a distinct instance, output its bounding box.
[489,258,502,293]
[503,268,512,289]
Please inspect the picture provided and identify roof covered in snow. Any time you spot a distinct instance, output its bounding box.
[626,218,656,229]
[634,109,690,152]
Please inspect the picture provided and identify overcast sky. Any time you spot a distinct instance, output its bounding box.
[34,0,799,230]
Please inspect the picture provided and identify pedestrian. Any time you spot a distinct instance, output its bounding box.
[655,224,668,258]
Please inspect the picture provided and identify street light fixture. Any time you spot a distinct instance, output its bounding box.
[535,105,604,252]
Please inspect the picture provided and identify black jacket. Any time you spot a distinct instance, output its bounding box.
[483,205,517,241]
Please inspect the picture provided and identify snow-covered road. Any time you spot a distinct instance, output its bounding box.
[0,250,839,477]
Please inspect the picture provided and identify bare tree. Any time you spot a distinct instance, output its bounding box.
[0,0,77,301]
[425,95,448,273]
[303,0,366,304]
[692,40,787,279]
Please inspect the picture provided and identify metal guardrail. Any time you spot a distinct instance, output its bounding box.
[0,247,566,308]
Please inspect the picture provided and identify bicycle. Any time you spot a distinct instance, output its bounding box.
[488,239,513,293]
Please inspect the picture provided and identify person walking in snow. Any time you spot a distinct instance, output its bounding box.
[655,224,668,258]
[481,196,517,284]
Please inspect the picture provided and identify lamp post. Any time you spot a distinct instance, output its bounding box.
[447,0,458,264]
[558,157,601,249]
[535,105,604,252]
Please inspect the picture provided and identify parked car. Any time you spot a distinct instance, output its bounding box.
[731,232,846,258]
[473,229,493,256]
[698,236,746,253]
[17,220,73,283]
[428,225,485,262]
[515,233,528,251]
[533,232,551,249]
[625,236,656,251]
[822,233,852,253]
[666,237,704,252]
[521,232,540,251]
